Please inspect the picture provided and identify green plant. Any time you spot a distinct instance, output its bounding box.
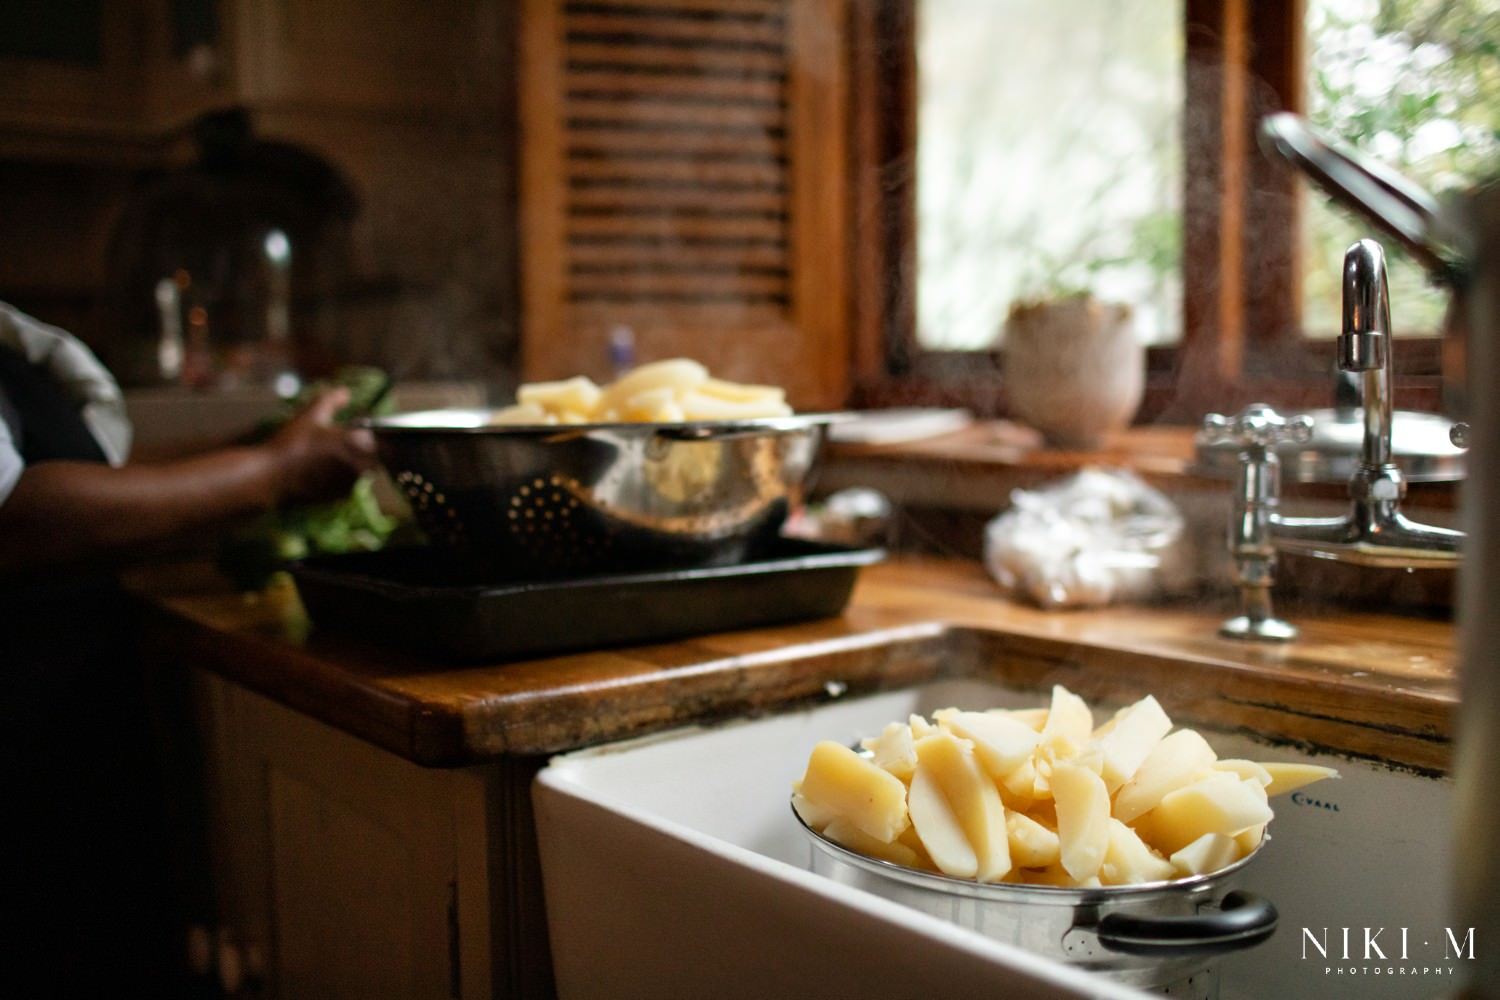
[1304,0,1500,334]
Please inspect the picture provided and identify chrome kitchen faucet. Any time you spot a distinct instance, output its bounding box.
[1204,238,1465,641]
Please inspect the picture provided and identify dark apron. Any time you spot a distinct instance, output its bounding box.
[0,345,190,994]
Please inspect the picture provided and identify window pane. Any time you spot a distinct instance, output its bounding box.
[1303,0,1500,338]
[916,0,1183,351]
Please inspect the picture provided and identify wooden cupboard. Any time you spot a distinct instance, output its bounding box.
[178,669,553,999]
[292,0,864,408]
[517,0,853,410]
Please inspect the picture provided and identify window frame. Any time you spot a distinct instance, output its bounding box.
[846,0,1447,425]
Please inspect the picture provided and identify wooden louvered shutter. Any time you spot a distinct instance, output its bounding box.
[518,0,850,410]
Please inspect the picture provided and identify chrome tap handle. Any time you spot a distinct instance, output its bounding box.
[1202,404,1313,642]
[1201,403,1315,453]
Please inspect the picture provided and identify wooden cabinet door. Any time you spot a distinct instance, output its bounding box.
[518,0,851,410]
[188,672,527,999]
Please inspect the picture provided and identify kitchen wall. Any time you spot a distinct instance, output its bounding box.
[0,1,523,394]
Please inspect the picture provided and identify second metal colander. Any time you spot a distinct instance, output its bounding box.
[366,409,838,576]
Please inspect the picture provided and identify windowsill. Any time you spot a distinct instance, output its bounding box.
[819,419,1459,513]
[821,420,1223,514]
[817,419,1460,617]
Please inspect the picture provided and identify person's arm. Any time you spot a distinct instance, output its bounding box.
[0,388,376,576]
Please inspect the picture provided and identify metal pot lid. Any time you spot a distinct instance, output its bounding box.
[1193,407,1466,484]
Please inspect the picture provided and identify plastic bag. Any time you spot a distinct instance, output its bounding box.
[983,467,1185,609]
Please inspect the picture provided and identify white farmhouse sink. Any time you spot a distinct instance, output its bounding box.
[533,678,1455,1000]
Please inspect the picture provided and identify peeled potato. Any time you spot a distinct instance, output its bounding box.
[1169,832,1241,877]
[907,756,978,878]
[1261,762,1341,798]
[912,732,1011,882]
[793,741,910,843]
[794,684,1338,889]
[1021,864,1101,888]
[595,358,708,414]
[696,376,787,404]
[488,401,550,425]
[1101,818,1176,885]
[678,387,792,420]
[1094,695,1173,793]
[1006,707,1050,731]
[1214,758,1273,786]
[517,375,603,417]
[1039,684,1094,747]
[895,824,935,871]
[508,358,791,423]
[1113,728,1218,823]
[934,708,1040,780]
[998,756,1042,808]
[908,713,939,739]
[1006,809,1061,869]
[1235,823,1267,855]
[823,817,922,868]
[861,721,918,781]
[1143,772,1274,856]
[619,386,686,423]
[1050,759,1112,882]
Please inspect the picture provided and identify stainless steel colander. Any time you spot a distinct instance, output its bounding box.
[795,803,1276,1000]
[365,409,840,575]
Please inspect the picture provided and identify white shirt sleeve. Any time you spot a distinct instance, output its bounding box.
[0,302,131,466]
[0,410,21,507]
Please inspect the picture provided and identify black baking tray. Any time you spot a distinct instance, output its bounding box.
[289,538,885,663]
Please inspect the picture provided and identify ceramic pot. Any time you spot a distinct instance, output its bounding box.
[1003,294,1143,449]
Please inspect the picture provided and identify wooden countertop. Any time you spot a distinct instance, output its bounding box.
[126,554,1457,775]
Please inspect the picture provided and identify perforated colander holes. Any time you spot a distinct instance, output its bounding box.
[1156,970,1217,1000]
[395,470,466,547]
[1062,928,1104,961]
[507,474,610,563]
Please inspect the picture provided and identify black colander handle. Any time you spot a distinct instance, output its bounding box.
[1095,890,1278,957]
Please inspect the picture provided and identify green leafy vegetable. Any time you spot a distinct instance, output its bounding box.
[217,366,405,591]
